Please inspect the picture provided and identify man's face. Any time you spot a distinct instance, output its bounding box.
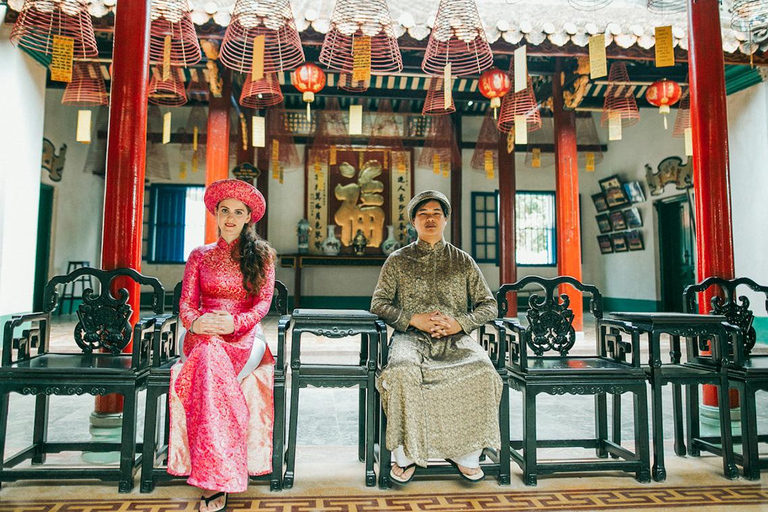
[412,199,448,242]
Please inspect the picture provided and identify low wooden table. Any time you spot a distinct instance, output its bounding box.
[608,311,738,482]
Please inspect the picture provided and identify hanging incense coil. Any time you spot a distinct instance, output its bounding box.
[319,0,402,75]
[240,72,283,108]
[673,88,690,138]
[62,62,107,106]
[418,114,460,170]
[601,62,640,128]
[568,0,614,11]
[522,116,555,169]
[369,99,404,150]
[10,0,98,58]
[148,66,188,106]
[267,101,301,169]
[422,76,455,116]
[185,68,209,102]
[149,1,202,66]
[576,114,604,169]
[498,76,541,133]
[422,0,493,76]
[220,0,305,73]
[146,105,171,180]
[646,0,686,14]
[470,109,500,174]
[338,71,370,93]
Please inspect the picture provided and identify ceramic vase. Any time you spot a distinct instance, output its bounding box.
[321,225,341,256]
[381,225,401,256]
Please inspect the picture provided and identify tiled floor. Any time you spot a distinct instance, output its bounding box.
[1,312,767,511]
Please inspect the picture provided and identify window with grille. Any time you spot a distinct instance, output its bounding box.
[471,191,557,266]
[147,185,206,263]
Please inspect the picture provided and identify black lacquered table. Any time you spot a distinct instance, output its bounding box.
[608,312,738,482]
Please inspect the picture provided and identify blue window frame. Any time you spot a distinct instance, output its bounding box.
[147,184,206,263]
[470,191,557,266]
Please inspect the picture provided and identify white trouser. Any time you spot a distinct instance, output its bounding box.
[392,446,483,469]
[177,324,267,383]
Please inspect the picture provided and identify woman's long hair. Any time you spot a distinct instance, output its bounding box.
[234,222,276,295]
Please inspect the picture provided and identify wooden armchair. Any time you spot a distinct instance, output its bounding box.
[140,280,291,492]
[498,275,650,486]
[683,276,768,480]
[0,267,164,492]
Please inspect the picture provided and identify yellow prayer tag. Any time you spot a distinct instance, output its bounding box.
[163,35,172,81]
[586,152,595,172]
[252,35,265,80]
[655,26,675,68]
[441,161,450,177]
[330,145,337,165]
[272,139,280,163]
[50,35,74,83]
[352,36,372,82]
[532,147,541,168]
[162,112,172,144]
[433,154,441,174]
[179,162,187,180]
[588,34,607,79]
[193,126,199,151]
[484,150,494,180]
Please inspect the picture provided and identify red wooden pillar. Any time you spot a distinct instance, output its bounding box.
[97,0,151,415]
[204,71,232,243]
[498,135,517,317]
[450,113,462,247]
[688,0,738,408]
[552,58,583,331]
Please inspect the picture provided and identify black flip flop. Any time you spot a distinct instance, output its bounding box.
[447,459,485,483]
[201,491,228,512]
[389,463,417,484]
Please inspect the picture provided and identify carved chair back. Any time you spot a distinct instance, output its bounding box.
[684,277,768,365]
[498,276,603,368]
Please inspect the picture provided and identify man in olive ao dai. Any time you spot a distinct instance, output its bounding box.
[371,190,502,484]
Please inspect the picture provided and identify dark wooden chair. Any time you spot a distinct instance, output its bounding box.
[683,276,768,480]
[499,275,651,486]
[140,280,291,492]
[0,267,164,492]
[375,320,511,488]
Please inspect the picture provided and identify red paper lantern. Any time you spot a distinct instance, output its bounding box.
[645,79,682,115]
[478,68,512,117]
[292,63,326,120]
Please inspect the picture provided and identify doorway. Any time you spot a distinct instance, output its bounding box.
[33,184,54,311]
[657,194,695,312]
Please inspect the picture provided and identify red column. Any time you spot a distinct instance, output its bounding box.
[498,135,517,317]
[98,0,151,414]
[450,113,463,247]
[552,58,583,331]
[688,0,738,408]
[205,71,232,243]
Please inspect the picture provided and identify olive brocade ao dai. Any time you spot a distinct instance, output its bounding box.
[171,237,276,493]
[371,239,503,467]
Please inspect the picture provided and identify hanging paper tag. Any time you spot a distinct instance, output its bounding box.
[349,105,363,135]
[179,162,187,180]
[684,127,693,156]
[514,45,527,93]
[272,139,280,166]
[608,111,623,141]
[507,129,515,154]
[484,150,494,179]
[433,154,441,174]
[586,152,595,172]
[514,115,527,145]
[192,152,199,173]
[240,114,248,150]
[162,112,172,144]
[443,63,452,110]
[317,167,325,190]
[397,153,406,173]
[252,35,265,80]
[252,115,265,147]
[352,36,372,82]
[588,34,607,79]
[330,145,337,165]
[163,35,172,81]
[279,167,284,184]
[193,126,199,150]
[50,35,74,82]
[532,147,541,168]
[441,160,450,177]
[655,26,675,68]
[76,109,92,143]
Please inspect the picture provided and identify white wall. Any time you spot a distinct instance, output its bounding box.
[728,81,768,318]
[0,20,47,316]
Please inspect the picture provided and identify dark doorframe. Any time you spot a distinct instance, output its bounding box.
[656,194,696,312]
[33,184,54,311]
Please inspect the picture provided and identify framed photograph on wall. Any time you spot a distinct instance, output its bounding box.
[627,230,644,251]
[609,210,627,231]
[596,214,611,233]
[599,174,630,208]
[624,181,646,204]
[597,235,613,254]
[591,192,609,212]
[623,207,643,228]
[611,232,628,252]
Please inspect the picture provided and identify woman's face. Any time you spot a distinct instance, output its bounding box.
[216,198,251,242]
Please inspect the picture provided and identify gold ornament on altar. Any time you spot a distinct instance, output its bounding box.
[334,159,385,247]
